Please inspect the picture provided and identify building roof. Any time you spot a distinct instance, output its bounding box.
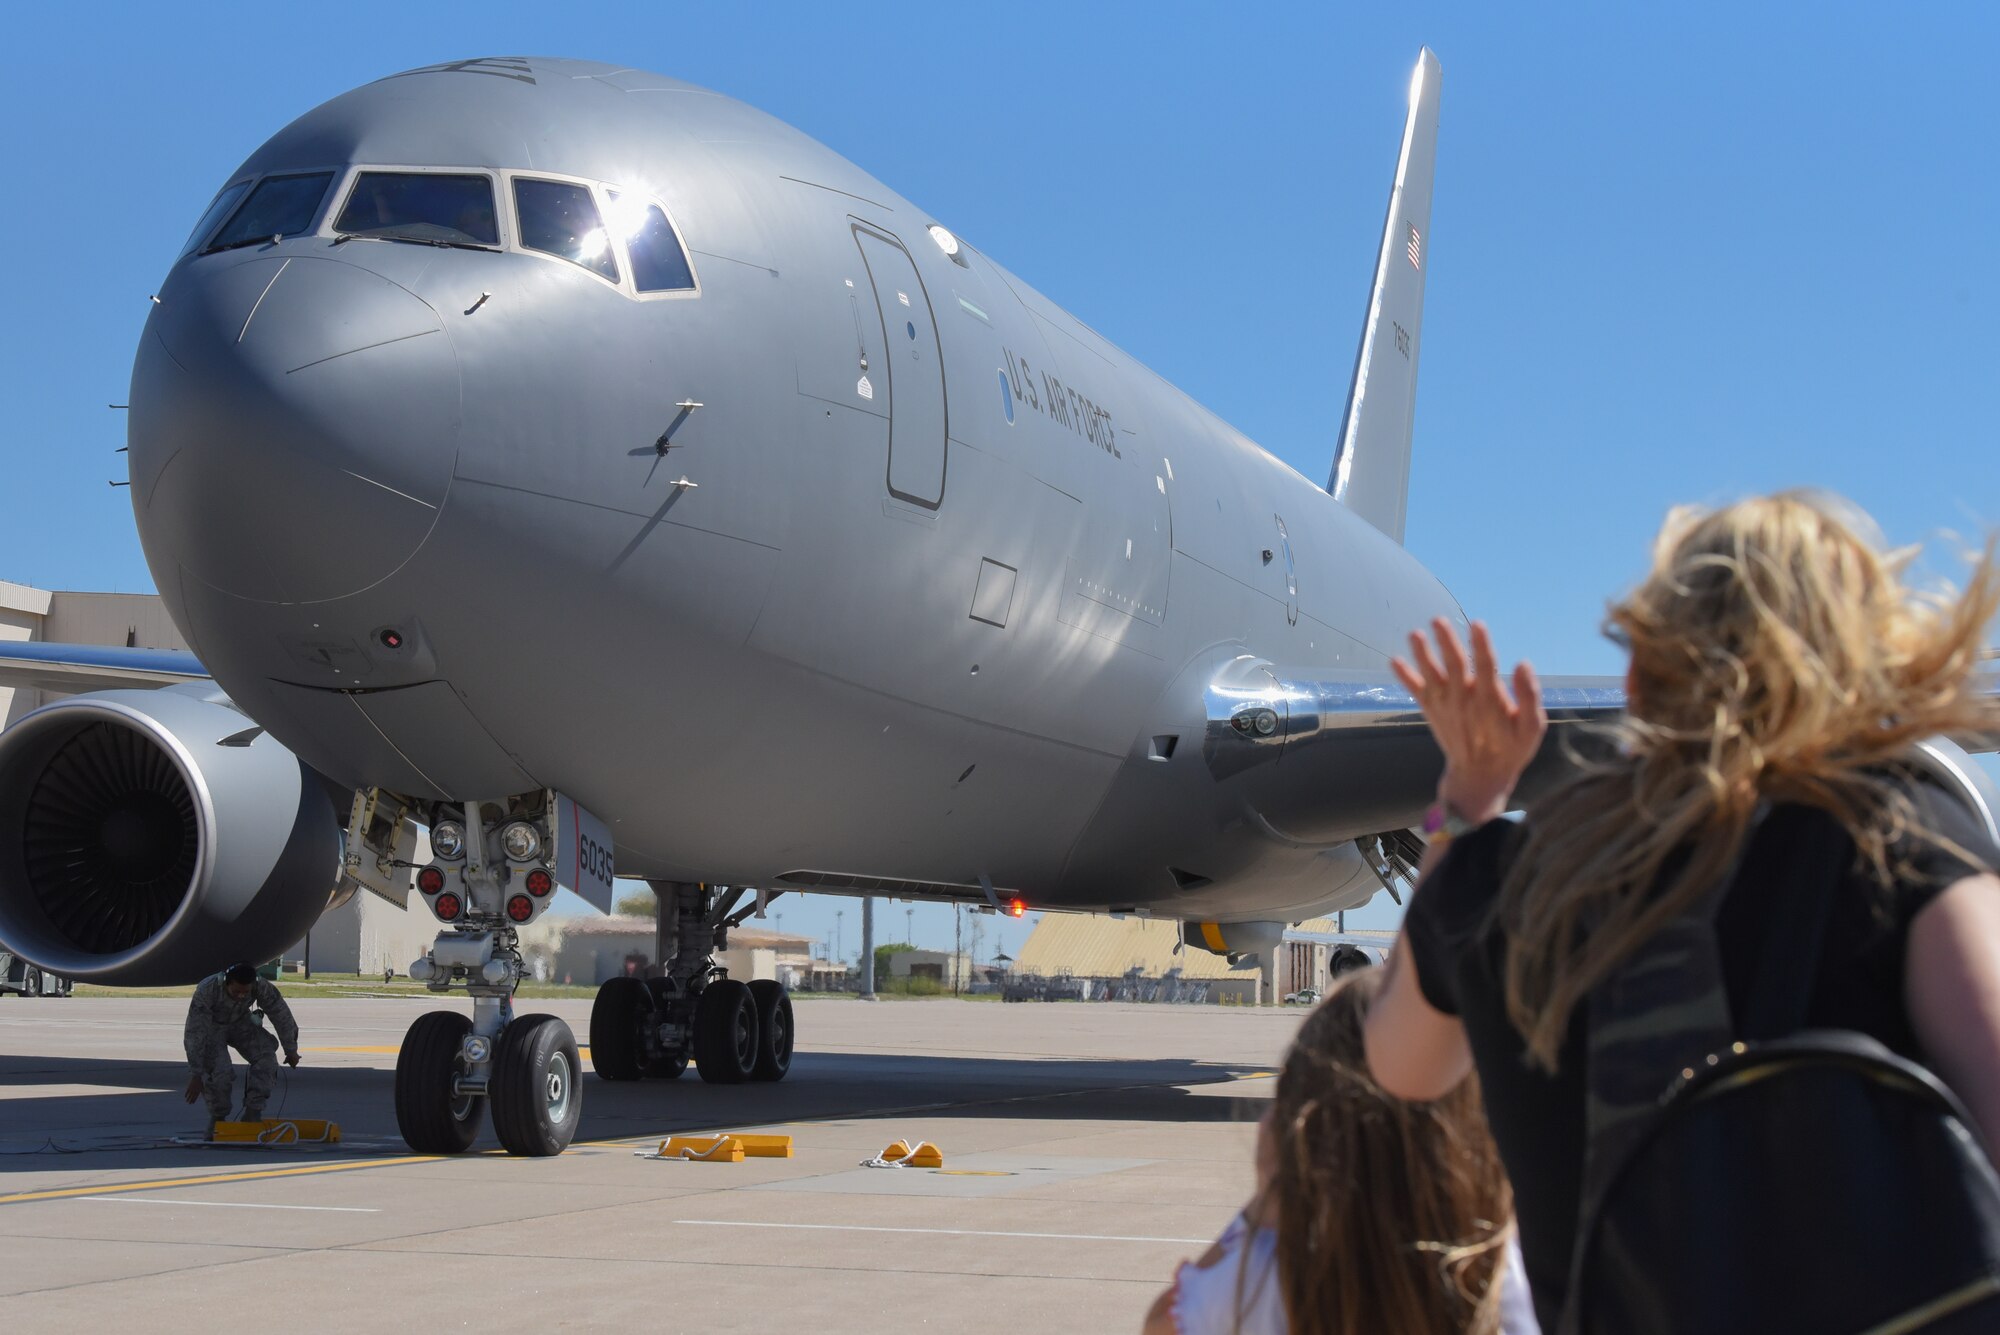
[555,914,655,937]
[728,928,815,950]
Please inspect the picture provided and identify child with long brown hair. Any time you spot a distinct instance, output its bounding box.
[1146,969,1536,1334]
[1365,491,2000,1327]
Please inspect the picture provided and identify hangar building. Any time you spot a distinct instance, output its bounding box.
[1013,914,1391,1004]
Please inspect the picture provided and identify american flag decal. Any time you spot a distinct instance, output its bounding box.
[1406,224,1422,270]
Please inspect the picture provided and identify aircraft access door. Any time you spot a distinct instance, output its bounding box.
[853,225,947,508]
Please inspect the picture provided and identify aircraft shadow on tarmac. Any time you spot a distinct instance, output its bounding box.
[0,1048,1271,1175]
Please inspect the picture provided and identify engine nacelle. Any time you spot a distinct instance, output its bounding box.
[0,684,343,985]
[1182,919,1287,963]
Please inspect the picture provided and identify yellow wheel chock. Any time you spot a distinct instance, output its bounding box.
[211,1119,341,1145]
[643,1133,794,1162]
[864,1139,943,1168]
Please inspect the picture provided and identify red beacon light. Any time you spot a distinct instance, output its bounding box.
[524,869,554,898]
[1008,897,1026,918]
[433,891,462,921]
[416,866,445,895]
[506,895,534,923]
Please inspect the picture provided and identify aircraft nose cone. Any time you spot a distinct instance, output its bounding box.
[130,256,459,603]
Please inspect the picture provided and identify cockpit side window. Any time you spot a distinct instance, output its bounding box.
[514,178,618,283]
[606,191,696,293]
[335,173,499,248]
[181,181,251,257]
[205,172,335,253]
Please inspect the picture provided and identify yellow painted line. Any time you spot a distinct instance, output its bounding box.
[0,1155,442,1207]
[304,1046,400,1054]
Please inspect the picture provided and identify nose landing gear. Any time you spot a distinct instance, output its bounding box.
[385,796,584,1157]
[394,927,581,1157]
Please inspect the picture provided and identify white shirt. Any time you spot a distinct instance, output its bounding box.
[1170,1213,1542,1335]
[1172,1212,1285,1335]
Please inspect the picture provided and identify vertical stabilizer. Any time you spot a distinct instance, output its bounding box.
[1327,49,1440,545]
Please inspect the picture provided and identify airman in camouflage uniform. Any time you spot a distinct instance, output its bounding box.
[182,962,300,1133]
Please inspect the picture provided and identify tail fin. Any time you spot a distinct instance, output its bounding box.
[1328,48,1441,545]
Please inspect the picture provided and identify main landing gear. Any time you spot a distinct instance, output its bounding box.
[381,795,584,1157]
[589,882,794,1088]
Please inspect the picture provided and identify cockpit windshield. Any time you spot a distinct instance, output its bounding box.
[335,172,499,248]
[515,178,619,283]
[205,172,335,253]
[606,191,696,292]
[181,181,250,257]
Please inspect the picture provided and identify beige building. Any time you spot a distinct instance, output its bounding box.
[1013,914,1391,1004]
[545,914,818,987]
[0,581,192,726]
[888,948,973,989]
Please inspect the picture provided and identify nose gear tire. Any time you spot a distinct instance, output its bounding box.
[748,979,793,1082]
[490,1013,582,1156]
[693,979,759,1084]
[395,1010,484,1154]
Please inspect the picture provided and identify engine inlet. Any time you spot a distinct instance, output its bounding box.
[24,721,198,953]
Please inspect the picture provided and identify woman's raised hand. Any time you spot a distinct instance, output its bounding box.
[1390,618,1547,823]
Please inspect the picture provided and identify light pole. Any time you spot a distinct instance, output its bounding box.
[835,911,843,969]
[905,907,914,946]
[860,898,876,999]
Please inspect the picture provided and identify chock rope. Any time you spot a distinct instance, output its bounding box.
[860,1137,943,1169]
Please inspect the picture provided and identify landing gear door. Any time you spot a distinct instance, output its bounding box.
[344,787,421,908]
[552,794,617,913]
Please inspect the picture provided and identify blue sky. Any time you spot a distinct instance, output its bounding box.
[4,4,1995,955]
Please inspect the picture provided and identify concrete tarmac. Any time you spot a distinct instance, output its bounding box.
[0,995,1301,1332]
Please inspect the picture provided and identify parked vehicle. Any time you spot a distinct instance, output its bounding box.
[0,952,70,997]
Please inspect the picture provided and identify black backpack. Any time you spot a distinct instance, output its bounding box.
[1560,798,2000,1335]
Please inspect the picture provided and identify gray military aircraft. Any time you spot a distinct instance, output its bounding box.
[1,52,1992,1156]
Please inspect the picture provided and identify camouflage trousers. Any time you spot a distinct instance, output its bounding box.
[195,1022,280,1121]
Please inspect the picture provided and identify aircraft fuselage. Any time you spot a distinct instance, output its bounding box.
[129,58,1460,923]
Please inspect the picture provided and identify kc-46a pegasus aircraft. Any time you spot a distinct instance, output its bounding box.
[2,52,1993,1156]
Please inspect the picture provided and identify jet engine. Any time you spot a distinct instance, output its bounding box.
[0,684,344,985]
[1181,919,1287,964]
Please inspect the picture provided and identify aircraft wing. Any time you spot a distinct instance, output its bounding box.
[1275,669,2000,753]
[0,641,210,694]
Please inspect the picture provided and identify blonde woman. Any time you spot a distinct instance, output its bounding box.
[1364,492,2000,1328]
[1146,970,1537,1335]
